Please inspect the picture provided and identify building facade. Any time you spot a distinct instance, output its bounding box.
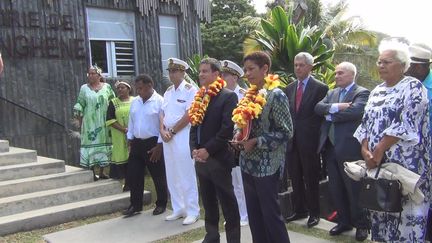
[0,0,210,164]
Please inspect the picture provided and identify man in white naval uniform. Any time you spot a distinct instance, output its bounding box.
[221,59,249,226]
[160,58,200,225]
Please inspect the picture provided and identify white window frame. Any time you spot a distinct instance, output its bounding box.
[87,8,136,78]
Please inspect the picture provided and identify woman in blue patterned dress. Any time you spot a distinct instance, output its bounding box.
[354,40,432,242]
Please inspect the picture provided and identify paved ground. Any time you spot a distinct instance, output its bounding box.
[44,209,204,243]
[193,224,333,243]
[43,209,342,243]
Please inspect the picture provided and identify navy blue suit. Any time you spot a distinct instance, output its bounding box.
[190,88,240,243]
[314,83,370,228]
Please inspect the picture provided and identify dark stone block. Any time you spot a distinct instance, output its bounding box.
[278,179,335,219]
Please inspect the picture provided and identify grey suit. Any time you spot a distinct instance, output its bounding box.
[315,83,370,228]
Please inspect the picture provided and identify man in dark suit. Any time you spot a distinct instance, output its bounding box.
[284,52,328,228]
[315,62,370,241]
[190,58,240,243]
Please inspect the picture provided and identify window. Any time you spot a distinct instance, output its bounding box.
[87,8,136,77]
[159,15,180,74]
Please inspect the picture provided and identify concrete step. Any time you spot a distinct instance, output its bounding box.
[0,180,123,217]
[0,191,151,236]
[0,140,9,153]
[0,166,93,198]
[0,156,65,181]
[0,147,37,166]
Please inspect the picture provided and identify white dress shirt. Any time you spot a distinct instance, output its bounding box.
[233,85,246,101]
[326,81,355,121]
[162,80,197,128]
[127,91,163,141]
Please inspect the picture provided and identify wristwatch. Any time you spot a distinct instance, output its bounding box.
[169,128,176,135]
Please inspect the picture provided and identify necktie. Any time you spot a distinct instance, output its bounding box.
[339,89,347,102]
[295,81,303,112]
[328,124,335,145]
[329,88,348,145]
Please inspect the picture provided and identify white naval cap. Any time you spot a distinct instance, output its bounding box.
[409,45,432,64]
[167,57,190,71]
[220,60,244,77]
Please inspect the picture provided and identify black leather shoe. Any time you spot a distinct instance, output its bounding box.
[329,224,353,236]
[99,174,109,179]
[152,206,166,215]
[307,216,320,228]
[285,212,308,222]
[355,228,369,241]
[122,205,141,217]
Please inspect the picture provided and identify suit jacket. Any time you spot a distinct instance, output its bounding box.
[284,76,328,152]
[315,83,370,160]
[190,88,238,168]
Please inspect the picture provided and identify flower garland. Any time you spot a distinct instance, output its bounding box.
[232,74,280,128]
[188,77,226,126]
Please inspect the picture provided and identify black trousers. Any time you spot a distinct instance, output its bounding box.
[323,140,369,228]
[127,137,168,210]
[243,171,290,243]
[195,157,240,243]
[286,143,320,216]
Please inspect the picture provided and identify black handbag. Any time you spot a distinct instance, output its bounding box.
[358,162,403,213]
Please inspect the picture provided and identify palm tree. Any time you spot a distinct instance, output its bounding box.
[320,1,377,53]
[243,6,335,86]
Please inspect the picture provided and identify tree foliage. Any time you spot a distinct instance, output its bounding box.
[201,0,257,63]
[244,6,335,86]
[320,1,377,53]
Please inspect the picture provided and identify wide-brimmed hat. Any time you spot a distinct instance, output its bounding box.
[220,60,244,77]
[409,45,432,64]
[167,57,189,71]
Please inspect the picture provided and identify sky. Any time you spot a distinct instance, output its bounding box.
[251,0,432,47]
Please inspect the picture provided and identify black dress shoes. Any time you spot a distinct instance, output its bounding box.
[355,228,369,241]
[307,216,320,228]
[122,205,141,217]
[152,206,166,215]
[329,224,353,236]
[285,212,308,222]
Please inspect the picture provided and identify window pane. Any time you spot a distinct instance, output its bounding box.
[160,28,178,43]
[90,40,108,73]
[87,7,135,40]
[159,15,179,74]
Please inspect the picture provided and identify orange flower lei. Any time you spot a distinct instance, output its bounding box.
[232,74,280,128]
[188,77,226,126]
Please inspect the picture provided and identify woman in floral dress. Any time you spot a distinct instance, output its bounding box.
[74,66,115,179]
[354,40,432,242]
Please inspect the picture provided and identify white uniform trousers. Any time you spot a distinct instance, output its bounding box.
[232,166,248,222]
[163,128,200,217]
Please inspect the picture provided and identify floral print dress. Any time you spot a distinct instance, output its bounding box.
[74,83,115,168]
[354,76,432,242]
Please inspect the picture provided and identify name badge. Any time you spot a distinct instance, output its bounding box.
[177,99,186,103]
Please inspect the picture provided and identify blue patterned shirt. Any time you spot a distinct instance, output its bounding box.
[240,88,293,177]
